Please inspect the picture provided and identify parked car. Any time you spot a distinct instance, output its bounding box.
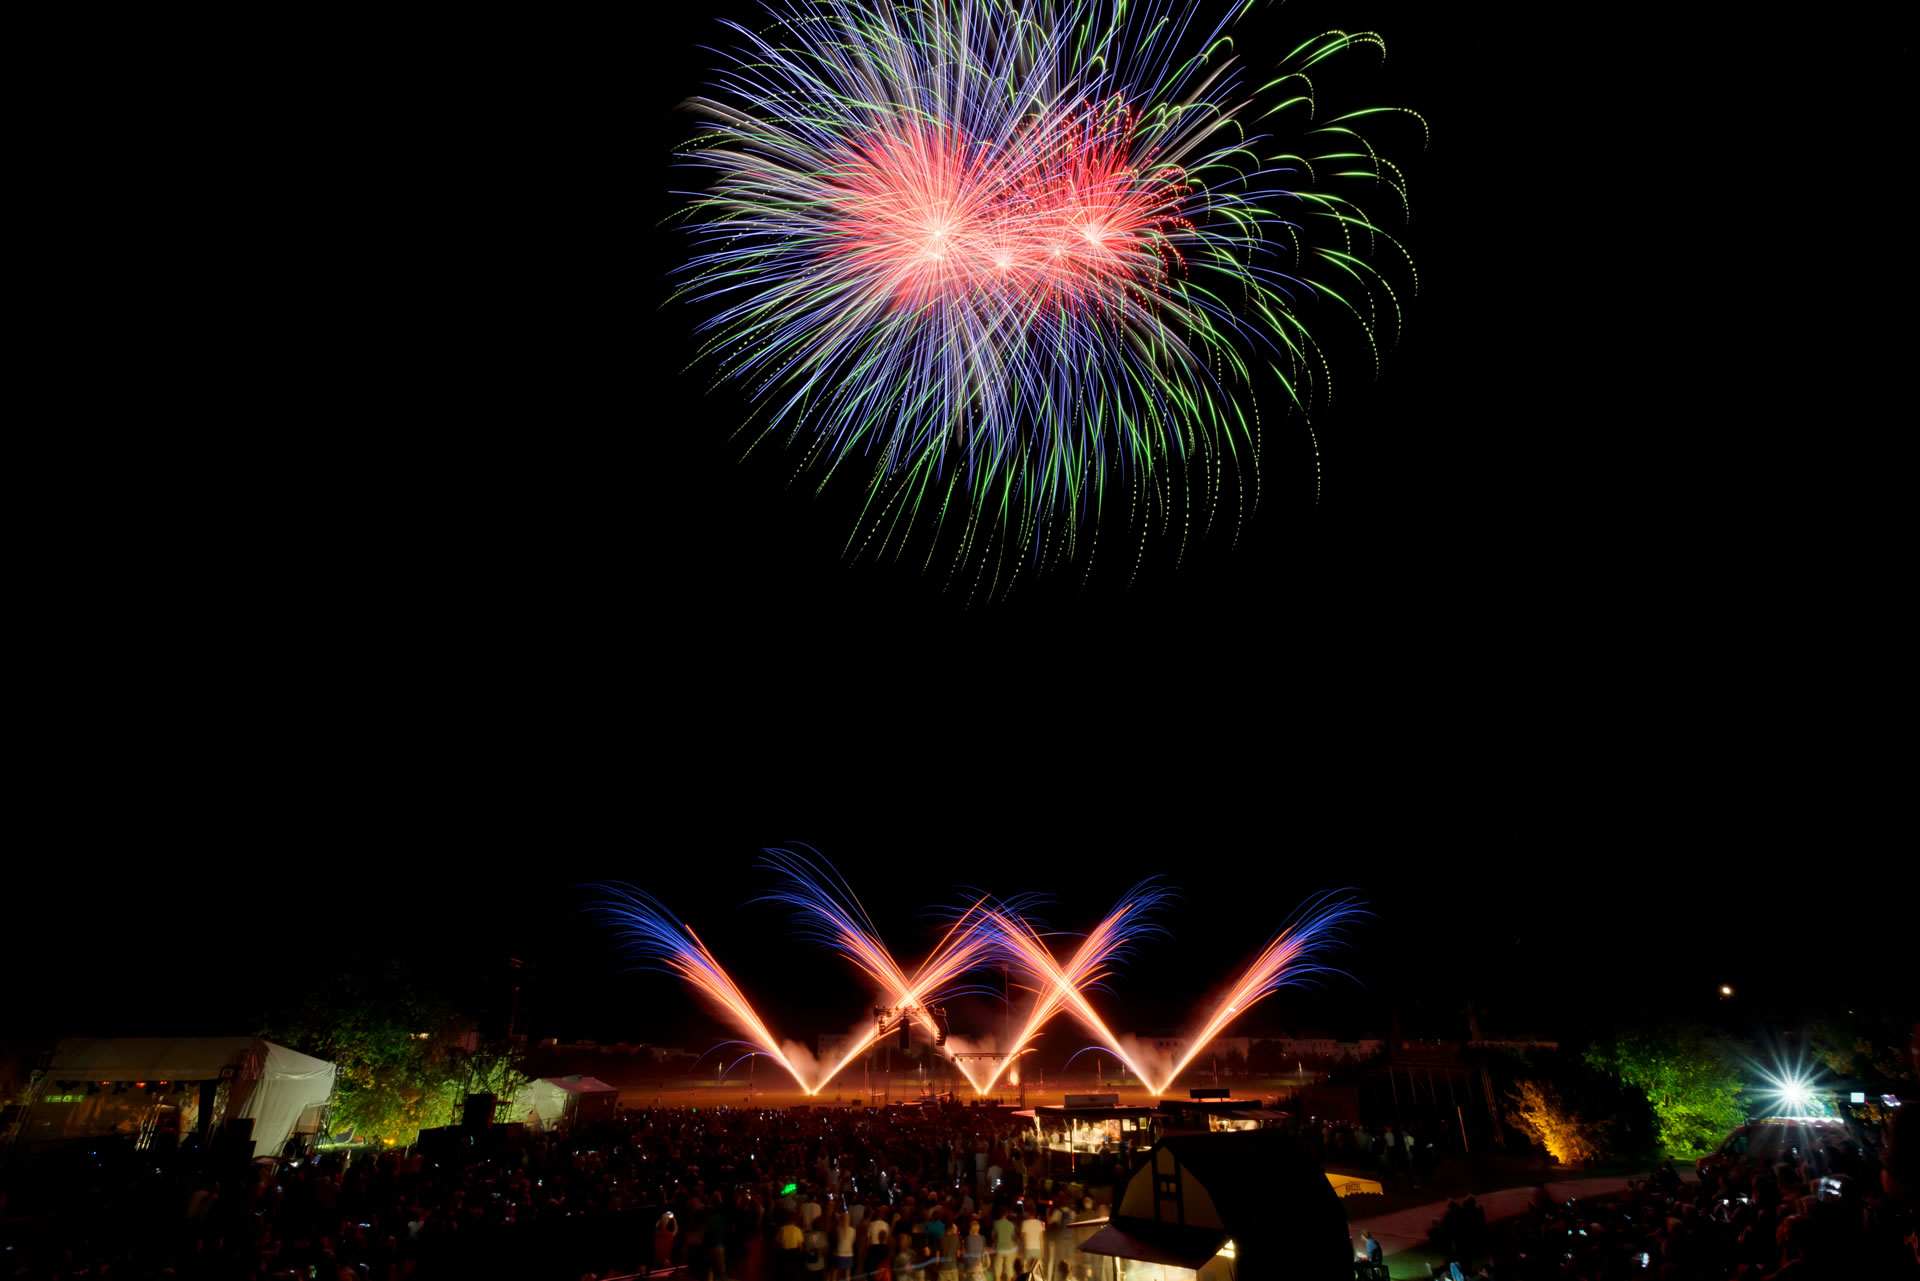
[1695,1116,1861,1178]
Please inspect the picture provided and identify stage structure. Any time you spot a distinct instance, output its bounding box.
[13,1037,333,1162]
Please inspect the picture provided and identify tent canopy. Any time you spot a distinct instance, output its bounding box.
[513,1076,618,1130]
[46,1037,330,1081]
[41,1037,333,1157]
[1327,1172,1385,1197]
[544,1075,617,1095]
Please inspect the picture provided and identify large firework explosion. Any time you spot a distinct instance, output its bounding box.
[670,0,1420,595]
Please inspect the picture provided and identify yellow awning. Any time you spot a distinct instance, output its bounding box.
[1326,1172,1384,1198]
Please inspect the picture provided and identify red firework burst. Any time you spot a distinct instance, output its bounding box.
[826,100,1192,318]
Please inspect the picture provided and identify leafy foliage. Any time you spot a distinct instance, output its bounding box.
[1584,1027,1747,1159]
[260,962,527,1146]
[1806,1012,1917,1090]
[1506,1078,1609,1165]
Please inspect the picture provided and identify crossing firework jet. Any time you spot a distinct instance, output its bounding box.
[672,0,1421,593]
[596,869,1363,1096]
[592,883,815,1089]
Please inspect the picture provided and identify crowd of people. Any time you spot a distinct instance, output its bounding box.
[0,1102,1119,1280]
[5,1089,1912,1279]
[1311,1121,1442,1190]
[1418,1135,1918,1280]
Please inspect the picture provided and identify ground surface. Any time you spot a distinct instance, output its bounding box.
[598,1072,1312,1110]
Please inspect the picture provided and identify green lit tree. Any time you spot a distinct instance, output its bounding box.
[260,962,526,1146]
[1806,1012,1916,1092]
[1584,1027,1747,1159]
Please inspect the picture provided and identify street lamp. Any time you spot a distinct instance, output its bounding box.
[1718,985,1733,999]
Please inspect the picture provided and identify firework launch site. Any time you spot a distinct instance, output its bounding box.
[4,847,1911,1281]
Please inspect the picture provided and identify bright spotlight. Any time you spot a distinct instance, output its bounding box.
[1776,1078,1812,1112]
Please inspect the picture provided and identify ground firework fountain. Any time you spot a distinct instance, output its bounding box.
[596,856,1362,1096]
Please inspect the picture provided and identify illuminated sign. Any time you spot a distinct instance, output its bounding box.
[1851,1092,1866,1104]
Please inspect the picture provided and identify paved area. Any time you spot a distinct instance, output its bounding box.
[1347,1169,1700,1272]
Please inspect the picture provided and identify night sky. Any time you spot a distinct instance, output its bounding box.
[9,827,1902,1072]
[19,4,1901,1098]
[643,0,1469,621]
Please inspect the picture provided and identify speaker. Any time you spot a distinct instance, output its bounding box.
[462,1093,496,1129]
[416,1125,472,1162]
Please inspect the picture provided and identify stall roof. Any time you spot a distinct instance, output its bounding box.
[543,1075,617,1095]
[1079,1220,1228,1270]
[45,1037,330,1081]
[1016,1105,1163,1122]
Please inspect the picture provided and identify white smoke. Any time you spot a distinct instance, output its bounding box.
[778,1039,822,1089]
[1108,1034,1175,1091]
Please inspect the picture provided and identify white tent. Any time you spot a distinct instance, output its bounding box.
[28,1037,334,1156]
[512,1075,618,1131]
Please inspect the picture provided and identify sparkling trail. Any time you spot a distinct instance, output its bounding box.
[760,847,1005,1092]
[1156,892,1365,1087]
[594,885,812,1090]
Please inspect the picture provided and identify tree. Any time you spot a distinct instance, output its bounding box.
[1584,1027,1747,1159]
[1506,1079,1609,1165]
[1807,1012,1917,1092]
[260,962,527,1146]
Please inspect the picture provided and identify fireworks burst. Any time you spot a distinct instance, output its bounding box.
[673,0,1420,592]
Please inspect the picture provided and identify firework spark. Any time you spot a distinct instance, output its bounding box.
[1156,891,1365,1088]
[675,0,1419,588]
[970,881,1173,1093]
[759,847,1005,1092]
[594,884,813,1089]
[599,868,1362,1098]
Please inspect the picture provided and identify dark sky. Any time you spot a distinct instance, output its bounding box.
[70,1,1890,660]
[19,4,1901,1090]
[9,825,1904,1069]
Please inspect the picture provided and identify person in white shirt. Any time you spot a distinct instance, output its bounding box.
[862,1212,892,1280]
[831,1213,858,1281]
[1018,1207,1044,1266]
[801,1192,824,1231]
